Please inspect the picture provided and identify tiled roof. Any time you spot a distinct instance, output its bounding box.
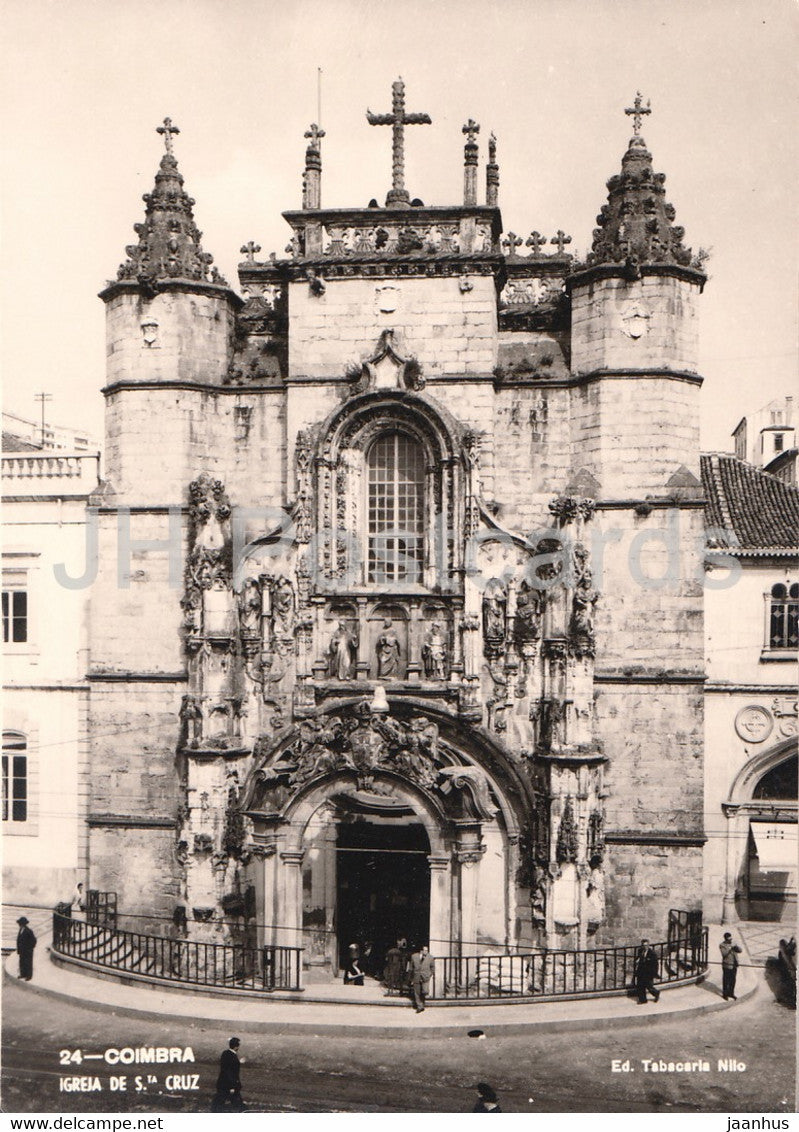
[701,453,799,552]
[2,431,41,452]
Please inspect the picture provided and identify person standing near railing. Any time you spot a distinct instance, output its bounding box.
[634,939,660,1004]
[71,882,86,923]
[16,917,36,981]
[410,943,434,1013]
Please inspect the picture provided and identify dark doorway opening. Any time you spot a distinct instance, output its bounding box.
[336,820,430,973]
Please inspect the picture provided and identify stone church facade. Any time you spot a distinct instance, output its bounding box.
[87,87,709,969]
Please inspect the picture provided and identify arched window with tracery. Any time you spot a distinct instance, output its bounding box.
[769,583,799,650]
[367,432,425,584]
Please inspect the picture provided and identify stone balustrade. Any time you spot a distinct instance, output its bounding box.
[2,451,100,495]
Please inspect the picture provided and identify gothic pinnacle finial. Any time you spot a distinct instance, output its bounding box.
[624,92,651,137]
[486,132,499,207]
[156,117,180,156]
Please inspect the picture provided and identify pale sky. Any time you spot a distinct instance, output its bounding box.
[2,0,797,454]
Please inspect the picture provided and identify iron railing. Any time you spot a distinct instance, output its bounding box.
[86,890,118,927]
[426,929,708,1001]
[52,912,303,992]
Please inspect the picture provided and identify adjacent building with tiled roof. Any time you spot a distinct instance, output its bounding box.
[701,453,799,555]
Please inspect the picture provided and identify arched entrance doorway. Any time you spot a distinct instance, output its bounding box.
[722,740,798,923]
[335,818,430,970]
[242,699,531,974]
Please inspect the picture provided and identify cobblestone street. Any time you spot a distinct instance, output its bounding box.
[1,965,794,1114]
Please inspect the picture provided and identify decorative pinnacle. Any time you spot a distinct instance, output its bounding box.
[462,119,480,145]
[304,122,326,149]
[488,132,497,164]
[624,92,651,137]
[366,77,432,206]
[156,117,180,156]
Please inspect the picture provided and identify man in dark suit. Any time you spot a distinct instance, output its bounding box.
[719,931,743,1000]
[16,917,36,981]
[211,1036,245,1111]
[409,943,434,1013]
[634,938,660,1004]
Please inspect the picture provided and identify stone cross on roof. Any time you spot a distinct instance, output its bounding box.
[625,92,651,137]
[526,231,547,255]
[462,119,480,144]
[304,122,326,149]
[156,117,180,156]
[366,78,432,207]
[240,242,261,263]
[551,230,572,255]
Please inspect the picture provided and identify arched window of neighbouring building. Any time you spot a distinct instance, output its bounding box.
[769,583,799,650]
[367,431,425,584]
[2,732,27,823]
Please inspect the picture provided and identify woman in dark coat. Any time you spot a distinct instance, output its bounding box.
[16,917,36,981]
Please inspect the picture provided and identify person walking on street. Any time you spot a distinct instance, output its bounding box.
[719,931,743,1000]
[16,917,36,981]
[473,1082,502,1112]
[410,943,434,1012]
[634,938,660,1004]
[211,1036,246,1112]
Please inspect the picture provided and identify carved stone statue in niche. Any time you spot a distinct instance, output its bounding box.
[238,578,261,637]
[376,619,401,678]
[329,621,357,680]
[570,544,597,657]
[514,579,544,648]
[272,576,295,637]
[422,621,448,681]
[482,579,506,658]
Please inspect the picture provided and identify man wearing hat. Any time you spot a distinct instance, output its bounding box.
[16,917,37,981]
[719,931,743,1000]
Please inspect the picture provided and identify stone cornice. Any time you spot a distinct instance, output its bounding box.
[595,671,705,685]
[605,831,706,846]
[99,277,244,308]
[88,671,188,683]
[566,262,707,292]
[87,814,177,828]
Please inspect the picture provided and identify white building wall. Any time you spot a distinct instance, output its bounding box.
[2,459,97,905]
[703,560,798,922]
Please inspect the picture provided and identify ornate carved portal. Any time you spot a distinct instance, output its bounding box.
[175,410,607,955]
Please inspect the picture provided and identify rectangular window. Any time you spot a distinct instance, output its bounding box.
[774,434,784,453]
[769,584,799,650]
[2,589,28,643]
[2,738,28,823]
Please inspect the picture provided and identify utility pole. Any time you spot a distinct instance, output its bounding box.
[33,392,52,448]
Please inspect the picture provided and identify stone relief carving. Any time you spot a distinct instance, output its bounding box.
[569,544,598,658]
[376,619,402,678]
[254,707,442,801]
[181,473,233,650]
[329,621,357,680]
[555,797,578,864]
[422,621,448,681]
[482,579,507,659]
[734,705,774,744]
